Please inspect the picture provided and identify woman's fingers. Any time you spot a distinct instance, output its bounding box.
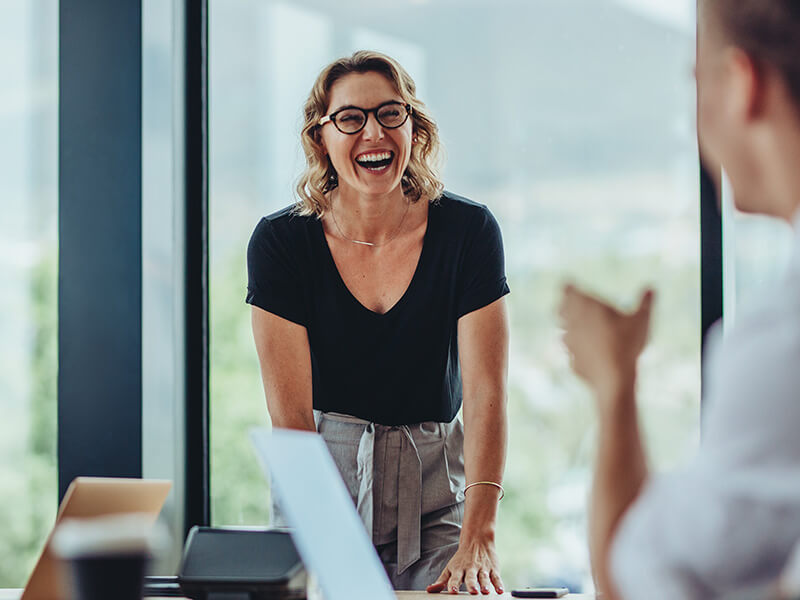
[429,544,503,595]
[490,570,505,594]
[426,569,450,594]
[447,570,464,594]
[478,570,492,594]
[465,568,480,595]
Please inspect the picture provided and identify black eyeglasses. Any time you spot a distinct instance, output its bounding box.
[318,101,412,135]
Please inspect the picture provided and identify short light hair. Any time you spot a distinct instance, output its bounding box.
[703,0,800,109]
[295,51,444,217]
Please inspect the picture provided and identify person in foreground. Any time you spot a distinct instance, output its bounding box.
[559,1,800,598]
[246,51,509,593]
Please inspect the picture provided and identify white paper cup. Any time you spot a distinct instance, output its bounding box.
[52,513,166,600]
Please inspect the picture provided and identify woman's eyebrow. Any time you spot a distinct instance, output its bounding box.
[330,103,360,114]
[329,99,405,114]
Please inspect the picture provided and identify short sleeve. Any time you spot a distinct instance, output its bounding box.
[455,206,510,318]
[246,217,307,326]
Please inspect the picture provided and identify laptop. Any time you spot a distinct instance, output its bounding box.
[250,428,396,600]
[19,476,171,600]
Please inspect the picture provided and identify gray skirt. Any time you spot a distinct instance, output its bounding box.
[273,410,466,590]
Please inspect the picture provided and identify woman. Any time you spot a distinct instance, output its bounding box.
[246,51,509,593]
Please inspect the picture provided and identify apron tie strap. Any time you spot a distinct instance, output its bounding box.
[396,425,422,574]
[355,422,376,544]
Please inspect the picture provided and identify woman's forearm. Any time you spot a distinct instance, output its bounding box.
[461,392,508,541]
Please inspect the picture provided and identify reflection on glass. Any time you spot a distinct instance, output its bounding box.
[0,0,58,588]
[210,0,700,590]
[142,0,186,572]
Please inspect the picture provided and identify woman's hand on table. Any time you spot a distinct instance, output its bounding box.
[427,534,504,595]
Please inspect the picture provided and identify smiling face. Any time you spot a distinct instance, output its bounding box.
[319,71,413,199]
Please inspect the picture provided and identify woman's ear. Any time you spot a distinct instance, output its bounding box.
[313,127,327,154]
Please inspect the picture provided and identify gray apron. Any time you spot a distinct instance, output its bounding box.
[272,410,466,590]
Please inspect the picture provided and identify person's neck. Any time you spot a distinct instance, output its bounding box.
[333,186,408,242]
[755,95,800,222]
[761,126,800,223]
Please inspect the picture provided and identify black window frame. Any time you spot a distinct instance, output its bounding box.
[183,0,211,538]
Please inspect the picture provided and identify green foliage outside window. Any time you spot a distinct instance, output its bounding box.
[0,251,58,588]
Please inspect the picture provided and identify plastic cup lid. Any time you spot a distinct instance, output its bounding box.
[51,513,168,559]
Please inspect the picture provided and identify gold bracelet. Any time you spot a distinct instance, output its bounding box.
[463,481,505,500]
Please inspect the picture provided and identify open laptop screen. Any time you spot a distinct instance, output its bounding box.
[251,428,396,600]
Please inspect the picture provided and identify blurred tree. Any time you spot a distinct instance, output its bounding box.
[0,249,57,587]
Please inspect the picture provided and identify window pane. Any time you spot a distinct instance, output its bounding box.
[142,0,186,572]
[0,0,58,588]
[210,1,700,590]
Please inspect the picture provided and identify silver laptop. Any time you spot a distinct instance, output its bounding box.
[250,428,396,600]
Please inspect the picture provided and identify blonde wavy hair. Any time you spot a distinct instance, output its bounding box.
[295,50,444,217]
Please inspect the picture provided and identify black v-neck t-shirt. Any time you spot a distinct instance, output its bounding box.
[246,191,510,425]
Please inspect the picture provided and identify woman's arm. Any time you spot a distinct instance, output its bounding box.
[251,305,316,431]
[428,297,509,595]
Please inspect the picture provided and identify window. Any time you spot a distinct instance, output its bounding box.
[209,1,700,590]
[0,0,59,588]
[142,0,187,570]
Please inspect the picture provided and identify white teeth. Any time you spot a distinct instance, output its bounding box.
[356,151,392,163]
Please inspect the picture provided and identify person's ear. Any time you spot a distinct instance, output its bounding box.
[316,132,327,155]
[726,47,764,123]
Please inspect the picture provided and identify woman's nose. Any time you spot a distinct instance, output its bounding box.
[361,112,384,140]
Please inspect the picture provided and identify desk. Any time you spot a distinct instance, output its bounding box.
[0,591,592,600]
[399,594,592,599]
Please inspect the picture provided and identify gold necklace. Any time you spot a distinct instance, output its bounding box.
[331,193,410,248]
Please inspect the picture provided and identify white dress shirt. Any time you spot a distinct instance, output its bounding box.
[610,214,800,600]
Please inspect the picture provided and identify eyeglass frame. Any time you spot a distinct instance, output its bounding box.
[318,101,413,135]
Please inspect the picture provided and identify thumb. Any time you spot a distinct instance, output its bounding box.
[635,288,655,321]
